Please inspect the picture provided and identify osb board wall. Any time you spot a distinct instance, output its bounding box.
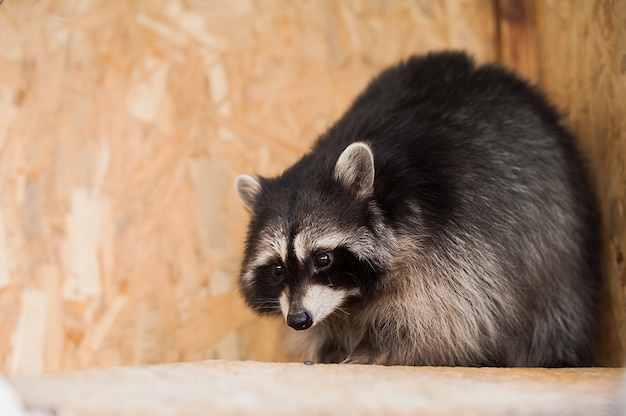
[0,0,497,376]
[530,0,626,366]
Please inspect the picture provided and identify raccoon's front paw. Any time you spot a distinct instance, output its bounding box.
[342,348,389,365]
[342,352,389,365]
[342,331,390,365]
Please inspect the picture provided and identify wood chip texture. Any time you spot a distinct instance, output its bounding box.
[0,0,497,375]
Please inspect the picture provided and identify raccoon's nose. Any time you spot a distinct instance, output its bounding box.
[287,310,313,330]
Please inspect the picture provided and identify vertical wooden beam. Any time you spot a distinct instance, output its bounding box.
[496,0,539,83]
[531,1,626,366]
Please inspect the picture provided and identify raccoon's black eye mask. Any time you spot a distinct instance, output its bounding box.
[256,262,286,286]
[265,251,335,278]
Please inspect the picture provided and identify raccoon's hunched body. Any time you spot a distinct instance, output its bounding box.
[235,52,600,367]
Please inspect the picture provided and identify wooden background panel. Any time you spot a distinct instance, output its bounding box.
[0,0,497,375]
[532,0,626,366]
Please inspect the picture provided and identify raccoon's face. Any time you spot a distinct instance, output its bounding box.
[236,143,385,330]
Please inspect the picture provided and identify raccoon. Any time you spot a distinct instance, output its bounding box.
[235,52,600,367]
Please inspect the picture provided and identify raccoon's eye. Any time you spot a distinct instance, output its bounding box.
[314,252,333,269]
[272,263,285,278]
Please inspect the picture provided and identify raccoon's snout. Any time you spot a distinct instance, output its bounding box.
[281,286,360,330]
[287,310,313,330]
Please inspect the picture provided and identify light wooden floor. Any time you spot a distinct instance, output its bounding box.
[6,360,625,415]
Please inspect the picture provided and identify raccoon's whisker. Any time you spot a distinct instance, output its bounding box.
[363,257,377,272]
[249,303,279,309]
[342,271,361,287]
[321,272,334,287]
[247,298,281,312]
[249,302,279,309]
[323,321,338,340]
[247,297,279,305]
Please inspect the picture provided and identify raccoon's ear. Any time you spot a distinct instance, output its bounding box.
[333,142,375,199]
[235,174,262,212]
